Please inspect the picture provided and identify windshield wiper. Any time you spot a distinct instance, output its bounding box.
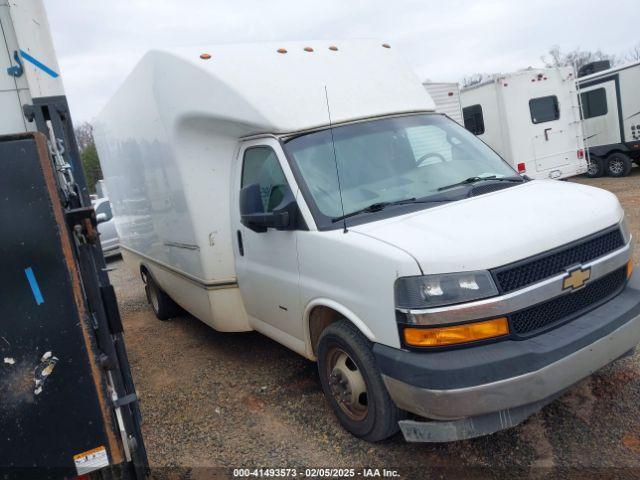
[332,197,418,223]
[437,175,525,192]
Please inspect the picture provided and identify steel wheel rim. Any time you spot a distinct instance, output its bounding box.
[325,347,368,421]
[587,162,599,175]
[610,159,624,175]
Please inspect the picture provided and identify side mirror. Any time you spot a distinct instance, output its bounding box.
[240,183,298,233]
[96,212,109,224]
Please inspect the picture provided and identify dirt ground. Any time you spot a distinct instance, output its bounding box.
[109,168,640,478]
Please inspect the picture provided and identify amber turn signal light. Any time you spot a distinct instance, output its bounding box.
[627,260,634,279]
[404,318,509,347]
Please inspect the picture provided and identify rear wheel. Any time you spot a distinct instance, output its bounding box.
[605,153,632,177]
[585,157,604,178]
[317,320,404,442]
[142,271,180,320]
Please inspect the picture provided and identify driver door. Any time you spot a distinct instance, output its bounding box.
[232,140,304,344]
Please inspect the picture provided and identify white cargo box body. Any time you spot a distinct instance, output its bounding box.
[422,82,463,124]
[460,68,587,180]
[94,40,434,330]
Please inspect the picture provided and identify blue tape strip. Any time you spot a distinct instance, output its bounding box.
[25,267,44,305]
[19,49,59,78]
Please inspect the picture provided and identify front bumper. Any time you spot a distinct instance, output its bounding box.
[375,272,640,421]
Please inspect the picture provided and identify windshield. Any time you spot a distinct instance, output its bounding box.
[283,114,517,228]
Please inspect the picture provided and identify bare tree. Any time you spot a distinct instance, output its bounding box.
[460,73,495,88]
[542,45,617,71]
[74,121,94,154]
[73,121,102,192]
[625,43,640,62]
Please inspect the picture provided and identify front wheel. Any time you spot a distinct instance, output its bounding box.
[317,320,404,442]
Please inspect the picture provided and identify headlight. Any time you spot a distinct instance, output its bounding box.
[395,271,498,309]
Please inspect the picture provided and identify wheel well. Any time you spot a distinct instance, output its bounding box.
[606,150,628,159]
[139,264,150,283]
[308,306,345,356]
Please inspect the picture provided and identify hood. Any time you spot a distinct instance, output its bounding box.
[351,180,624,274]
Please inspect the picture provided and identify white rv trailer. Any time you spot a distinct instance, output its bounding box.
[460,67,587,180]
[96,41,639,443]
[578,60,640,177]
[422,82,463,124]
[0,0,65,134]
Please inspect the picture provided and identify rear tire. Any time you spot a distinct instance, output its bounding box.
[317,320,404,442]
[142,271,180,320]
[605,153,632,177]
[585,157,604,178]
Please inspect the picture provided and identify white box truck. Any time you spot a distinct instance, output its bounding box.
[460,67,587,180]
[422,82,463,124]
[95,41,639,443]
[578,60,640,177]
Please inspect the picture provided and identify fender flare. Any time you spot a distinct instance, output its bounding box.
[303,298,376,359]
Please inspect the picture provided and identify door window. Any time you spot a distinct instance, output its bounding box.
[580,88,608,119]
[241,146,288,212]
[529,96,559,124]
[462,104,485,135]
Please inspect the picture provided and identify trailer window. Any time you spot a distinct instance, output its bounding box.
[580,88,608,119]
[462,105,485,135]
[241,146,288,212]
[529,96,559,124]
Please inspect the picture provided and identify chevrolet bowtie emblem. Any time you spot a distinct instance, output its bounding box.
[563,267,591,290]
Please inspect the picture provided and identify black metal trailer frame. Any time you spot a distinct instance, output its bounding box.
[0,96,148,479]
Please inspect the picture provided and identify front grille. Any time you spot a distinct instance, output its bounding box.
[510,266,627,336]
[493,227,624,293]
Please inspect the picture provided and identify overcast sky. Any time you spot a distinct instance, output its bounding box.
[46,0,637,124]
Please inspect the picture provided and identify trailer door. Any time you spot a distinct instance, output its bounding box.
[529,93,572,172]
[529,81,583,176]
[579,80,620,149]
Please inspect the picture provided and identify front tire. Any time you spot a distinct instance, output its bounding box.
[317,320,404,442]
[142,271,180,320]
[605,153,632,177]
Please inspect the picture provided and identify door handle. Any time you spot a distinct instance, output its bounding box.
[544,128,552,141]
[236,230,244,256]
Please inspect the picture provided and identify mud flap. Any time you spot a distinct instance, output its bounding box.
[399,393,562,443]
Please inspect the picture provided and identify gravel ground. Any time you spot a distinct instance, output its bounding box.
[109,168,640,478]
